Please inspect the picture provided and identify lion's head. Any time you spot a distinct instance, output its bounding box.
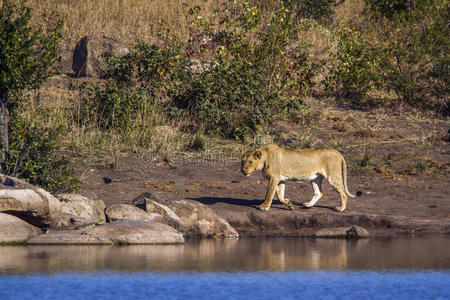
[241,149,264,176]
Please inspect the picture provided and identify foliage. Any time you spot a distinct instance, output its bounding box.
[294,0,345,23]
[84,0,321,139]
[324,27,380,100]
[0,0,78,192]
[363,0,449,111]
[175,1,321,138]
[323,0,448,113]
[4,115,79,193]
[0,0,62,106]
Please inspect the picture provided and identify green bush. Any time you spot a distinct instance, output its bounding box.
[0,0,78,191]
[4,116,79,193]
[363,0,448,112]
[83,0,321,139]
[324,27,380,100]
[324,0,448,114]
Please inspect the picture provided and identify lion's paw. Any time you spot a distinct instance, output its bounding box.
[302,202,313,208]
[257,205,269,212]
[335,206,346,212]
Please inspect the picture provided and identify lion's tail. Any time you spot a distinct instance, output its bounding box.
[342,158,362,199]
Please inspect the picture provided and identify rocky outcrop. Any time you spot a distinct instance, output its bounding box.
[105,204,165,223]
[167,199,238,238]
[72,35,129,78]
[313,225,370,239]
[0,212,41,244]
[0,175,62,228]
[58,194,106,227]
[144,200,184,231]
[27,220,184,245]
[133,192,238,238]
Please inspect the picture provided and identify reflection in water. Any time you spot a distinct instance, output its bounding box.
[1,236,450,274]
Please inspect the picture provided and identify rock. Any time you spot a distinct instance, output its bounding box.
[165,199,238,238]
[347,225,370,238]
[72,35,129,78]
[132,191,160,209]
[132,192,184,231]
[145,200,184,232]
[58,194,106,227]
[27,220,184,245]
[0,176,62,228]
[313,225,369,239]
[132,192,238,238]
[105,204,165,223]
[0,212,41,244]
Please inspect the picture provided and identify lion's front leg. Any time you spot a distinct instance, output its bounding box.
[258,178,278,211]
[276,182,295,210]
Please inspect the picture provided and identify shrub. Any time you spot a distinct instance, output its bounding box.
[363,0,449,112]
[324,27,380,100]
[4,116,79,193]
[0,0,78,191]
[83,0,321,140]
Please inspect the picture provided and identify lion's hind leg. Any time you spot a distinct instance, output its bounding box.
[328,176,348,212]
[276,182,295,210]
[303,175,323,208]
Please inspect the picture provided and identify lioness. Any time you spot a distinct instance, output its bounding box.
[241,144,361,212]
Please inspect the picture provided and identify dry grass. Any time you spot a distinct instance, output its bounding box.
[29,0,216,48]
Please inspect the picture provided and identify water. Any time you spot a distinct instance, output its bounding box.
[1,236,449,299]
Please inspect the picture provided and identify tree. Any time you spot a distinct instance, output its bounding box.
[0,0,62,170]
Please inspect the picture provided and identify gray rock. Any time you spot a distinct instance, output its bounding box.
[165,199,238,238]
[58,194,106,227]
[313,225,370,239]
[347,225,370,238]
[145,200,184,232]
[27,220,184,245]
[132,192,238,238]
[72,35,129,78]
[0,176,62,228]
[0,212,41,244]
[105,204,165,223]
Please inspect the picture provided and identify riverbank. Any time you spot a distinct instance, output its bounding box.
[77,155,450,237]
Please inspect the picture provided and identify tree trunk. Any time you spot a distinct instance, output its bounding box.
[0,94,9,172]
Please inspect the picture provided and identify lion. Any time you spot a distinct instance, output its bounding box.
[241,143,361,212]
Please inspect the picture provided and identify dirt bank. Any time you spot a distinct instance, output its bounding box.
[78,156,450,237]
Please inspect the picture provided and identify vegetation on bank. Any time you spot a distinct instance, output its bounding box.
[1,0,448,191]
[0,0,78,192]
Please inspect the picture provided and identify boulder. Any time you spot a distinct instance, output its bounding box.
[133,192,238,238]
[58,194,106,227]
[27,220,184,245]
[105,204,165,223]
[145,200,184,231]
[132,192,184,231]
[0,175,62,228]
[72,35,129,78]
[313,225,370,239]
[165,199,238,238]
[0,212,41,244]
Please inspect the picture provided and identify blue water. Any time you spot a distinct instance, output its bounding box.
[1,237,450,299]
[1,270,449,300]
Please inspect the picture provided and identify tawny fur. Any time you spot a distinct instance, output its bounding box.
[241,144,360,212]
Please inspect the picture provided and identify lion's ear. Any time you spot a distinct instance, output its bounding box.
[254,149,262,159]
